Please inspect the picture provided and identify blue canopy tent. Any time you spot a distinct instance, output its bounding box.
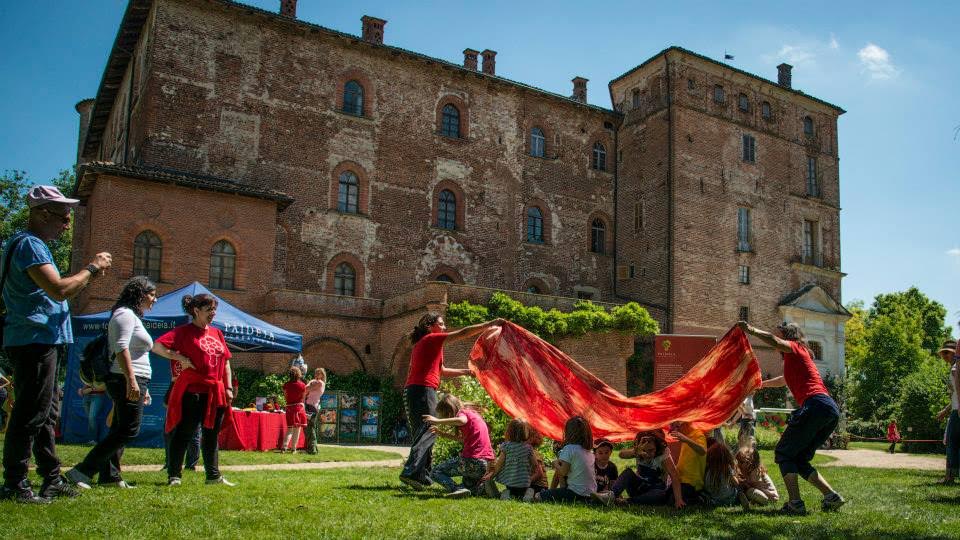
[62,282,302,447]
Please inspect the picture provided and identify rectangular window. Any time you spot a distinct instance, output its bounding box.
[739,306,749,322]
[629,264,636,279]
[803,220,821,266]
[634,201,644,232]
[737,208,751,252]
[713,85,725,103]
[806,156,820,197]
[742,134,756,163]
[738,265,750,284]
[632,89,640,109]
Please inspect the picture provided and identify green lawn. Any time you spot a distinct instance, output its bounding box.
[2,449,959,539]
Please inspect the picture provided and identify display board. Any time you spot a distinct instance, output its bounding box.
[360,394,381,442]
[652,334,717,391]
[316,391,381,443]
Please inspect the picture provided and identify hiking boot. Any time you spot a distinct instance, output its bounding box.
[591,491,615,507]
[64,467,93,490]
[0,485,51,505]
[779,500,808,515]
[822,492,846,512]
[206,476,236,486]
[167,477,182,487]
[399,475,426,491]
[445,488,471,499]
[39,476,82,499]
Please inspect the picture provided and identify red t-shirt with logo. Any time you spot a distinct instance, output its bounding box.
[782,341,829,406]
[156,324,232,392]
[404,332,449,389]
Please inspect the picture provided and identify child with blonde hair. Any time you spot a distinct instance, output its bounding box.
[701,441,746,508]
[482,418,537,501]
[423,393,494,498]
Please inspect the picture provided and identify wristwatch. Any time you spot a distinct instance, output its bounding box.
[86,263,101,277]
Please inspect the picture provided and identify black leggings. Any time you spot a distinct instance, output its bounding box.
[75,374,149,483]
[167,392,226,480]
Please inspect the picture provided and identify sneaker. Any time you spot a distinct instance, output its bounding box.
[738,491,751,511]
[591,491,615,507]
[65,467,93,490]
[100,480,136,489]
[0,485,51,505]
[399,475,426,491]
[821,492,846,512]
[522,488,535,503]
[167,477,182,487]
[499,489,512,501]
[39,476,82,499]
[206,476,236,486]
[779,500,808,515]
[445,488,471,499]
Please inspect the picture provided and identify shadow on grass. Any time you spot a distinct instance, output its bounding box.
[926,493,960,504]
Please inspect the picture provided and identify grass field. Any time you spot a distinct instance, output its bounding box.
[2,441,959,539]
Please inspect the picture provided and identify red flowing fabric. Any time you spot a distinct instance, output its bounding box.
[469,322,761,442]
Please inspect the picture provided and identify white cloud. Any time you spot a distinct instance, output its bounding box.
[776,44,815,66]
[948,248,960,258]
[829,34,839,49]
[857,43,899,80]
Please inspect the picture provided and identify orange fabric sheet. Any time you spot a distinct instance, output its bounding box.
[469,322,761,442]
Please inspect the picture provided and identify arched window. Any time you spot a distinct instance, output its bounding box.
[761,101,772,120]
[209,240,236,290]
[590,218,606,254]
[334,263,356,296]
[592,142,606,171]
[437,189,456,230]
[343,80,363,116]
[441,104,460,138]
[803,116,814,136]
[530,128,545,158]
[526,206,544,243]
[809,341,823,361]
[133,230,162,281]
[738,93,750,112]
[526,285,541,294]
[338,171,359,214]
[435,274,454,283]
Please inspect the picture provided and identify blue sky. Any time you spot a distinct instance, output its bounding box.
[1,1,957,331]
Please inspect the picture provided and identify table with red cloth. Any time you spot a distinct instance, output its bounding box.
[218,410,305,451]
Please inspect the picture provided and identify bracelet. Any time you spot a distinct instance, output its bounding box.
[85,263,101,277]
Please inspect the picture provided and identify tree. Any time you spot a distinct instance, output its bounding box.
[871,287,953,355]
[0,168,75,272]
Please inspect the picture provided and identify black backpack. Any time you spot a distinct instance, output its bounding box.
[79,332,112,388]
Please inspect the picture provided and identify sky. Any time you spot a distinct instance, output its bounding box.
[1,0,957,331]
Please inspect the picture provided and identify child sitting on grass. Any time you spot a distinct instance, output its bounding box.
[528,429,549,495]
[701,441,747,508]
[735,443,779,507]
[668,421,707,506]
[536,416,600,504]
[611,429,685,508]
[482,418,537,501]
[423,393,495,498]
[593,438,618,493]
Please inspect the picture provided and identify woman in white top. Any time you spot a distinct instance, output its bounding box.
[303,367,327,454]
[66,276,188,489]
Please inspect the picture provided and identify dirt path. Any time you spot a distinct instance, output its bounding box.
[122,444,409,473]
[819,448,943,471]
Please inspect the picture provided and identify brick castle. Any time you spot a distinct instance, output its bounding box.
[69,0,850,389]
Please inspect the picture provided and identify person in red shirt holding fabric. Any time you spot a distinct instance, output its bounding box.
[280,367,307,453]
[740,321,845,515]
[153,293,236,487]
[398,312,503,491]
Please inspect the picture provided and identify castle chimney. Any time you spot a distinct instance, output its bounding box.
[571,77,588,103]
[463,49,479,71]
[777,63,793,88]
[279,0,296,18]
[75,98,95,164]
[361,15,386,44]
[481,49,496,76]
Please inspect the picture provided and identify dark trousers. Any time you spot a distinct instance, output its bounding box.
[946,411,960,473]
[75,374,149,483]
[2,344,62,489]
[775,393,839,478]
[164,426,200,470]
[612,467,668,505]
[400,385,437,482]
[304,403,319,453]
[167,392,225,480]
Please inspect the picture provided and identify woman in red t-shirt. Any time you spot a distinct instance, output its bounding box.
[740,321,844,515]
[153,293,235,487]
[398,312,502,490]
[280,367,307,453]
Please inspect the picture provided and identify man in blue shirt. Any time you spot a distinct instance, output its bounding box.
[1,185,112,503]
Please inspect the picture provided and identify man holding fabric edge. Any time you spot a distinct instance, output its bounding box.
[738,320,845,515]
[1,185,112,504]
